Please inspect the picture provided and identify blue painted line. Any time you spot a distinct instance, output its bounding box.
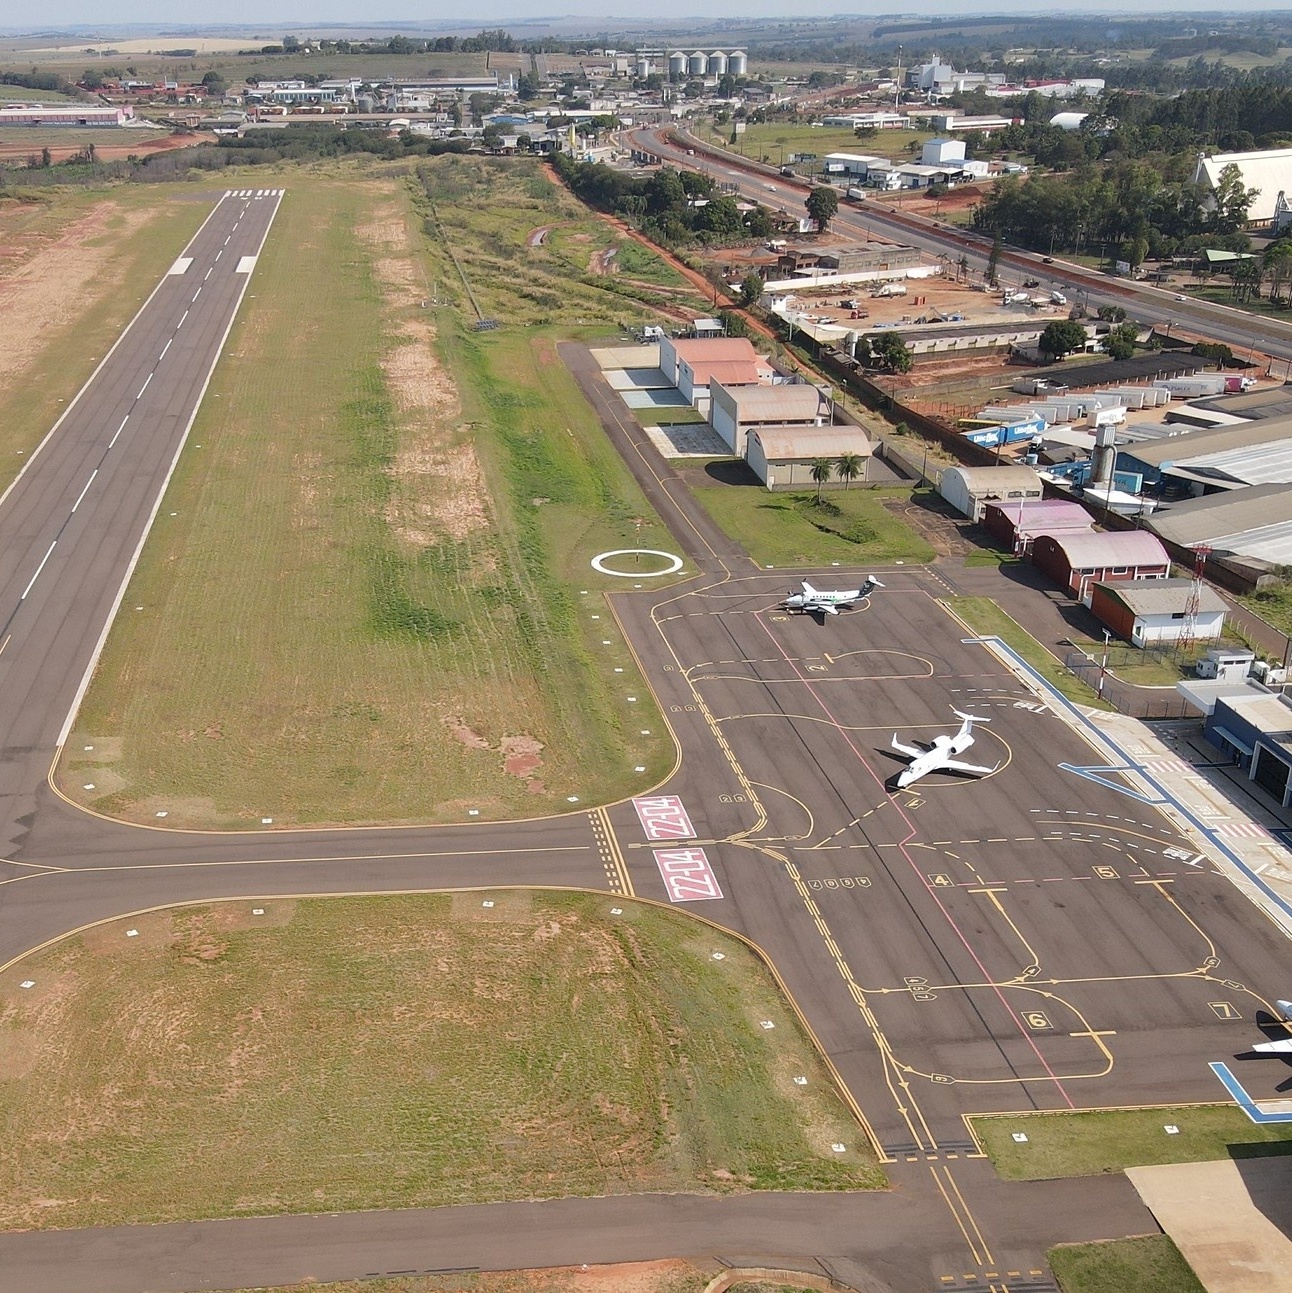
[962,635,1292,928]
[1057,762,1164,805]
[1209,1061,1292,1123]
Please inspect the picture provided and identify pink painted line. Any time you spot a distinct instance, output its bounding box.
[653,847,723,902]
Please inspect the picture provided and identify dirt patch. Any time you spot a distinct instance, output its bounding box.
[445,717,491,750]
[589,247,619,275]
[0,130,211,166]
[501,733,545,779]
[0,199,155,391]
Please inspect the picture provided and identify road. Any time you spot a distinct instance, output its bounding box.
[631,125,1292,368]
[2,188,1291,1293]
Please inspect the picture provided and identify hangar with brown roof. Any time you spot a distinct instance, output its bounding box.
[1031,529,1171,603]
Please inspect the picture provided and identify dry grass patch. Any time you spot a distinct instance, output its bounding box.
[0,893,882,1230]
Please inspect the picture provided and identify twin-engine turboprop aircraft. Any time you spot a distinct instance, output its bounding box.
[781,576,883,616]
[891,710,999,789]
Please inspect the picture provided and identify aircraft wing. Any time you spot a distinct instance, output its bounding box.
[821,603,840,615]
[941,758,998,777]
[1254,1038,1292,1054]
[891,736,923,759]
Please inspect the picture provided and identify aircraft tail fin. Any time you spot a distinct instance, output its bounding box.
[952,709,990,728]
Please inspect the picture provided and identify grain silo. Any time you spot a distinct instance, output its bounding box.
[708,50,728,76]
[728,50,748,76]
[687,50,708,77]
[667,50,687,79]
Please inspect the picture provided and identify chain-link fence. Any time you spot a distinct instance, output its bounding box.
[1062,649,1197,719]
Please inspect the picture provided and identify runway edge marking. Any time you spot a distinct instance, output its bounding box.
[53,191,286,750]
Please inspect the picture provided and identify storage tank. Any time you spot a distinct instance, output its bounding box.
[635,56,652,78]
[728,50,748,76]
[688,51,709,77]
[845,330,862,357]
[708,50,728,76]
[667,51,686,79]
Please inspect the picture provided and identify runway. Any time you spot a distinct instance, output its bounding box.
[2,193,1291,1292]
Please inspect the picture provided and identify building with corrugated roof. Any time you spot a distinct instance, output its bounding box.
[1117,417,1292,495]
[1192,147,1292,227]
[746,427,872,490]
[1148,482,1292,568]
[1031,530,1171,602]
[938,464,1043,522]
[710,381,831,456]
[657,335,772,413]
[1203,689,1292,811]
[982,498,1093,554]
[1090,577,1226,646]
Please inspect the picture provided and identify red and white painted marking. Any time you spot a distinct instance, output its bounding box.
[654,848,723,902]
[632,794,696,841]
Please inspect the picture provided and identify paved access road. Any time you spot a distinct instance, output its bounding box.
[2,193,1291,1293]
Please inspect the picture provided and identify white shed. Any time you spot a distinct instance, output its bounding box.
[938,464,1043,522]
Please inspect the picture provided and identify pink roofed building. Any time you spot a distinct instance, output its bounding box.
[982,498,1094,555]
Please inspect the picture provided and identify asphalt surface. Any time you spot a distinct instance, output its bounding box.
[2,190,1292,1293]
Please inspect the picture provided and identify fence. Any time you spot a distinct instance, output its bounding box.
[1062,650,1197,720]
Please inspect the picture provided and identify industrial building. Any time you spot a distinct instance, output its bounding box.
[1203,690,1292,809]
[0,103,134,126]
[1192,147,1292,227]
[656,336,771,414]
[1089,577,1226,647]
[1147,482,1292,571]
[1030,530,1171,603]
[746,427,872,490]
[981,498,1093,554]
[1118,418,1292,496]
[938,465,1043,522]
[710,382,832,457]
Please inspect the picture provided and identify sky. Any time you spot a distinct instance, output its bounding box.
[9,2,1292,32]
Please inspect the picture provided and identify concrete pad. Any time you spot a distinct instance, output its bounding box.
[621,388,689,409]
[590,344,660,370]
[603,367,671,391]
[167,257,192,276]
[1128,1158,1292,1292]
[235,255,258,274]
[646,425,733,458]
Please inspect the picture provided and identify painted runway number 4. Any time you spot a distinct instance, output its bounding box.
[654,848,723,903]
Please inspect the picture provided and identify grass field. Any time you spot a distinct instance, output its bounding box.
[57,158,703,826]
[944,596,1110,709]
[0,892,883,1230]
[972,1106,1292,1180]
[1049,1235,1204,1293]
[686,473,935,568]
[0,183,212,494]
[696,119,931,170]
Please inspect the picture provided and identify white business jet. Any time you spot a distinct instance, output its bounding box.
[891,710,999,790]
[781,575,883,616]
[1253,1000,1292,1054]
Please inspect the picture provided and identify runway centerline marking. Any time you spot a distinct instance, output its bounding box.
[108,415,127,447]
[137,373,152,398]
[158,339,171,361]
[20,542,57,599]
[70,471,97,513]
[177,310,188,328]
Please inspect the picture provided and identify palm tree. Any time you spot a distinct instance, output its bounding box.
[836,452,863,490]
[810,457,833,504]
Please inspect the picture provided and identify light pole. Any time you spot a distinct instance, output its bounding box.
[1097,628,1111,699]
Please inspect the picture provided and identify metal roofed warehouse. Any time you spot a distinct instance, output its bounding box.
[1148,482,1292,565]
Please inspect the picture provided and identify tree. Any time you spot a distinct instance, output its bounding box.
[739,272,764,308]
[1212,162,1258,234]
[81,68,104,90]
[1096,305,1127,322]
[1105,322,1139,360]
[810,457,834,504]
[282,35,301,52]
[836,452,863,489]
[985,230,1003,287]
[805,186,839,234]
[872,332,913,373]
[1039,318,1088,359]
[517,73,540,101]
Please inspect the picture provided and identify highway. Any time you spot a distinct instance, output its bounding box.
[1,187,1291,1293]
[631,126,1292,369]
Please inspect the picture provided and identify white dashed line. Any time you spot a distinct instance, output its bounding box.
[177,310,188,328]
[204,267,212,280]
[192,288,201,302]
[70,470,98,513]
[21,542,56,599]
[137,373,152,398]
[214,249,222,261]
[108,415,128,447]
[159,339,171,360]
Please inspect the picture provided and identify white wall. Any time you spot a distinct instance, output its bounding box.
[1131,610,1225,646]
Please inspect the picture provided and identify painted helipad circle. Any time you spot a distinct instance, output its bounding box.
[591,548,683,577]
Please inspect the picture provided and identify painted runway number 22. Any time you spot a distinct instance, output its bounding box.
[654,848,723,903]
